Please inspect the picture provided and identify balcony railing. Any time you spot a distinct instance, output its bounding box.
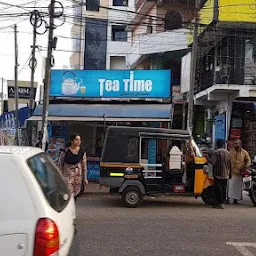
[128,29,189,67]
[196,67,256,93]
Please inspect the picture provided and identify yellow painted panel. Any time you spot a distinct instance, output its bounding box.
[187,0,214,44]
[194,156,207,165]
[199,0,215,25]
[219,0,256,22]
[194,169,208,194]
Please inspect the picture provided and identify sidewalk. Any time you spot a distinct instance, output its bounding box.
[84,182,110,196]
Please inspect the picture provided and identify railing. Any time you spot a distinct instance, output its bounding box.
[196,66,256,93]
[141,163,163,179]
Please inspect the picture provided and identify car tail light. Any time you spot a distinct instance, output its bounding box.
[34,218,60,256]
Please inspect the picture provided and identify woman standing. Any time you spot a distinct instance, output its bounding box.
[58,134,88,200]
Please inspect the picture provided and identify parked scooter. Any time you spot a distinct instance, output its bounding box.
[242,158,256,207]
[196,134,213,154]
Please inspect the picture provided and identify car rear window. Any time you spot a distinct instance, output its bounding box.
[27,153,71,212]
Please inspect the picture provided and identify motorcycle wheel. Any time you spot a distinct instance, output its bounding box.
[201,186,218,205]
[249,180,256,207]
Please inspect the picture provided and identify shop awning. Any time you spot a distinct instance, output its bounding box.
[28,104,172,122]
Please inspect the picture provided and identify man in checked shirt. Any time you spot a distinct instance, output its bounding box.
[211,139,232,209]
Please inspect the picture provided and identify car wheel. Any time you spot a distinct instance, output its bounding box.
[121,186,143,208]
[201,186,218,205]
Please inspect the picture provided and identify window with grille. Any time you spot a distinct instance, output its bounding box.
[113,0,128,6]
[112,25,127,41]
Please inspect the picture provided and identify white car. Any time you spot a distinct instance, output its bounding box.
[0,146,76,256]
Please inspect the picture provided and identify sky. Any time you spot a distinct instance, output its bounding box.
[0,0,73,89]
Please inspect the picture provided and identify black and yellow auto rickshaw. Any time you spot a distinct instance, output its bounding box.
[100,126,216,207]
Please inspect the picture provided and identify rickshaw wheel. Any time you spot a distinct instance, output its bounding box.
[201,186,217,205]
[122,186,143,208]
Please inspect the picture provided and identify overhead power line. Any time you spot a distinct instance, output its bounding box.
[0,1,32,12]
[0,0,37,12]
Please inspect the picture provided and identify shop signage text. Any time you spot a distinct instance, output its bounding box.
[98,71,153,97]
[50,70,171,98]
[8,86,36,99]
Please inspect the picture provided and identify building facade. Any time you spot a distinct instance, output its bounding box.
[70,0,135,70]
[29,69,172,181]
[7,80,37,112]
[126,0,197,129]
[187,0,256,155]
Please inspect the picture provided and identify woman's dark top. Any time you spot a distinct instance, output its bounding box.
[64,148,84,165]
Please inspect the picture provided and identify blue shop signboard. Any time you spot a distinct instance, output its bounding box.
[87,160,100,181]
[50,70,171,98]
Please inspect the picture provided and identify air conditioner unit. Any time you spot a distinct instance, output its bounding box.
[205,109,215,122]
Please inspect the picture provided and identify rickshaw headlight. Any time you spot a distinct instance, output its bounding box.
[203,165,209,174]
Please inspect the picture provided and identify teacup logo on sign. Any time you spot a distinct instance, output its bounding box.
[62,71,86,95]
[98,71,153,97]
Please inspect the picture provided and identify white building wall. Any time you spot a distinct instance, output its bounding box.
[106,0,135,69]
[107,0,135,20]
[70,0,136,70]
[110,56,126,69]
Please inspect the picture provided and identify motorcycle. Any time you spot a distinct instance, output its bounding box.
[241,168,256,207]
[196,134,213,155]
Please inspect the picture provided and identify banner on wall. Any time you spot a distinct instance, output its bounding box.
[215,113,226,142]
[50,70,171,98]
[146,122,160,178]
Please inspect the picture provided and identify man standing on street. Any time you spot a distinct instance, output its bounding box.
[228,139,251,204]
[211,139,232,209]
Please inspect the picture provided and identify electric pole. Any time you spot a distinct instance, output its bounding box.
[41,0,56,152]
[182,102,186,130]
[1,78,4,115]
[187,0,201,133]
[29,10,39,116]
[14,24,19,145]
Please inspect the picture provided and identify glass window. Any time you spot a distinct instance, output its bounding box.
[112,26,127,42]
[147,25,153,34]
[86,0,100,11]
[113,0,128,6]
[27,153,70,212]
[128,137,138,158]
[102,133,139,163]
[147,17,153,34]
[164,11,182,31]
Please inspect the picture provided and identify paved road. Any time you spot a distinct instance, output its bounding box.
[70,194,256,256]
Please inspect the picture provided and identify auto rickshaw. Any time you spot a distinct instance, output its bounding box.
[99,126,216,208]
